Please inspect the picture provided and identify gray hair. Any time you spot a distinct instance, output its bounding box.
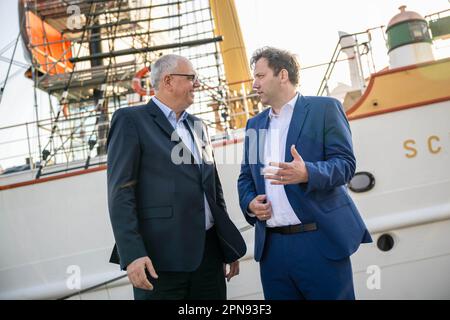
[250,47,300,86]
[150,54,187,91]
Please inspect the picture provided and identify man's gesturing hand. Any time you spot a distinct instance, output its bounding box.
[127,256,159,290]
[264,145,309,185]
[248,194,272,221]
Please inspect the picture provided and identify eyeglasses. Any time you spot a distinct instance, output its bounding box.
[169,73,199,83]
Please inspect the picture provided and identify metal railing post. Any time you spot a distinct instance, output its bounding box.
[25,122,33,169]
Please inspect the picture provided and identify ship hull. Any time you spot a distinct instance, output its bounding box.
[1,100,449,299]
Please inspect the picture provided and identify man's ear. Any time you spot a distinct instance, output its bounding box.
[162,74,171,89]
[280,69,289,83]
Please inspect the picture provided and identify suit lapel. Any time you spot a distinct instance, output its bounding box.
[191,118,216,184]
[184,116,203,174]
[256,110,270,193]
[284,94,310,162]
[147,100,199,174]
[146,99,178,140]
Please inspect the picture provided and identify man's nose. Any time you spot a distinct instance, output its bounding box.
[193,77,200,88]
[252,80,259,90]
[193,78,200,88]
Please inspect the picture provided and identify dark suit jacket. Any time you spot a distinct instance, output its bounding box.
[238,94,372,262]
[107,99,246,271]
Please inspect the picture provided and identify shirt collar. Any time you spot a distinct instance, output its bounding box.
[152,97,188,122]
[269,93,299,119]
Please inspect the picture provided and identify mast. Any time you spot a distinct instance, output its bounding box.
[15,0,259,176]
[88,17,107,156]
[209,0,256,129]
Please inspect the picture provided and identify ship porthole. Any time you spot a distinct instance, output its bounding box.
[377,234,395,252]
[348,171,375,193]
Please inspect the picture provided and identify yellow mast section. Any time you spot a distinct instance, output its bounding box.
[209,0,254,129]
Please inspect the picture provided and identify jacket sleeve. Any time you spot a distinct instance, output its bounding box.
[107,109,148,270]
[303,99,356,194]
[238,122,258,226]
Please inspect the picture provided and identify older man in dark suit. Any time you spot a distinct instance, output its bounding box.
[107,54,246,300]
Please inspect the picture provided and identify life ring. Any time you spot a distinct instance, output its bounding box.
[132,66,155,96]
[62,103,69,118]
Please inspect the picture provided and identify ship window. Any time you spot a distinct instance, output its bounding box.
[377,234,395,252]
[348,171,375,193]
[409,21,431,42]
[387,20,432,52]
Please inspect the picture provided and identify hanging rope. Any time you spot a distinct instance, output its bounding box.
[0,32,21,105]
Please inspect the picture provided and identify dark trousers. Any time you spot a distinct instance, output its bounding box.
[133,227,226,300]
[260,231,355,300]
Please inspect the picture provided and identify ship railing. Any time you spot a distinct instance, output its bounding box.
[316,27,383,97]
[426,8,450,40]
[0,91,261,178]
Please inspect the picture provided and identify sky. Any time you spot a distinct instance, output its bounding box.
[234,0,450,94]
[0,0,449,168]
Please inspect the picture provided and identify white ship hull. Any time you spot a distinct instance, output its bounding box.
[1,99,449,299]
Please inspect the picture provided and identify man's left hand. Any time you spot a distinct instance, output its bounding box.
[224,261,240,282]
[264,145,309,185]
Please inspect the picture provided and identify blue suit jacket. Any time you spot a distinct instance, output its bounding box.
[107,100,246,271]
[238,95,372,261]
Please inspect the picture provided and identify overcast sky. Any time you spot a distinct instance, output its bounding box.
[0,0,448,168]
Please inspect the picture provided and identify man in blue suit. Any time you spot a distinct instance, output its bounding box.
[107,54,246,300]
[238,47,372,300]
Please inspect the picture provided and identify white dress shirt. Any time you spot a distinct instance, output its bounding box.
[264,93,301,227]
[152,97,214,230]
